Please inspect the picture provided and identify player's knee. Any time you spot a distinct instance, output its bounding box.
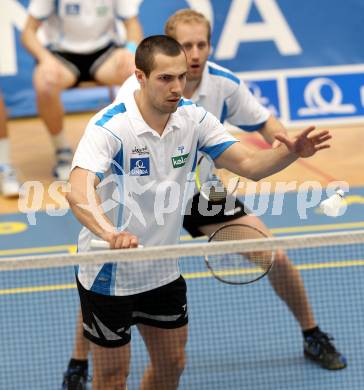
[96,367,129,389]
[163,349,186,377]
[33,67,61,96]
[115,52,135,83]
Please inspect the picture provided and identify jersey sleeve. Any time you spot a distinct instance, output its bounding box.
[196,107,239,160]
[28,0,54,20]
[115,0,142,19]
[72,123,122,180]
[225,81,270,132]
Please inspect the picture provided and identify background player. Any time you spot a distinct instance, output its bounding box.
[21,0,143,180]
[164,9,346,371]
[0,92,20,197]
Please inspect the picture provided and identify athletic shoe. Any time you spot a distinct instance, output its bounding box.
[304,329,347,370]
[0,164,20,197]
[53,148,73,181]
[62,365,88,390]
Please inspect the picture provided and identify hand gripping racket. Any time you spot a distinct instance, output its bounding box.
[90,240,143,249]
[91,224,274,285]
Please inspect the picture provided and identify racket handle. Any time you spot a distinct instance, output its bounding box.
[90,239,143,249]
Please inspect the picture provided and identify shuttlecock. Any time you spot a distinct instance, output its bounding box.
[320,189,345,217]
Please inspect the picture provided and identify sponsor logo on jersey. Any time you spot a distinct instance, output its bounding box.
[131,145,150,155]
[171,153,189,168]
[130,158,150,176]
[65,4,80,15]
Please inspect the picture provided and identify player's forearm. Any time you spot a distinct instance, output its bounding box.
[236,145,298,181]
[124,17,143,44]
[259,115,288,145]
[67,186,116,241]
[21,22,50,62]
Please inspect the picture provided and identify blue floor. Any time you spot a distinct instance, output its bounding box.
[1,187,364,389]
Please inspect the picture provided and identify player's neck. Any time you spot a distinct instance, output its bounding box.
[134,90,170,136]
[183,78,201,99]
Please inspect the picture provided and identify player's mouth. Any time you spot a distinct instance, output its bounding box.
[189,64,200,70]
[167,97,181,103]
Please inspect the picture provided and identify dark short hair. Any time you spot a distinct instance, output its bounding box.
[135,35,185,77]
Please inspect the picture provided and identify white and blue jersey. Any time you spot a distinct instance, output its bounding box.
[191,61,270,130]
[72,87,238,296]
[188,61,271,188]
[116,64,270,191]
[28,0,141,53]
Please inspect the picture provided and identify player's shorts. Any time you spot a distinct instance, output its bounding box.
[77,276,188,348]
[183,193,248,237]
[51,43,120,86]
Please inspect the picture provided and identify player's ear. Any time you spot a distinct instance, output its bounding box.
[135,69,145,86]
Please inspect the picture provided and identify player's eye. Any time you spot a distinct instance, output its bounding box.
[159,75,172,81]
[183,43,192,51]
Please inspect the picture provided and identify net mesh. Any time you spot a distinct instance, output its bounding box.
[1,230,364,390]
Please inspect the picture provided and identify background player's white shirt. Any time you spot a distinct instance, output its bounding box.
[28,0,140,53]
[72,87,238,296]
[190,61,271,190]
[192,61,270,129]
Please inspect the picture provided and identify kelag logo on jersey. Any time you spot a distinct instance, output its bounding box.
[287,73,364,120]
[171,153,189,168]
[130,158,150,176]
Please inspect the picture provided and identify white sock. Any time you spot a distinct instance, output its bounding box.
[0,138,10,167]
[52,131,71,151]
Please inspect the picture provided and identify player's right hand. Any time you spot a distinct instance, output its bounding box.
[104,231,139,249]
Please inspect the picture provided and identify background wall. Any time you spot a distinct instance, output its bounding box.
[1,0,364,126]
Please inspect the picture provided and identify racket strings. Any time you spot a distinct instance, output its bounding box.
[207,224,275,284]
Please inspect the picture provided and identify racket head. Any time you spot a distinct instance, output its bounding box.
[205,223,275,285]
[196,155,240,204]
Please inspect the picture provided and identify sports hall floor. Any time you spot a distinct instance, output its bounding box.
[0,112,363,389]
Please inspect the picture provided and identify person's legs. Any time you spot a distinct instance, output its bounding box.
[71,310,90,361]
[32,58,76,136]
[138,324,188,390]
[198,214,316,329]
[134,276,188,389]
[33,56,76,179]
[91,342,131,390]
[62,310,90,389]
[183,195,346,369]
[0,94,7,139]
[72,278,134,389]
[93,47,135,86]
[0,94,20,196]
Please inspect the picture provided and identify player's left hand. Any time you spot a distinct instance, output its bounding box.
[274,126,332,158]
